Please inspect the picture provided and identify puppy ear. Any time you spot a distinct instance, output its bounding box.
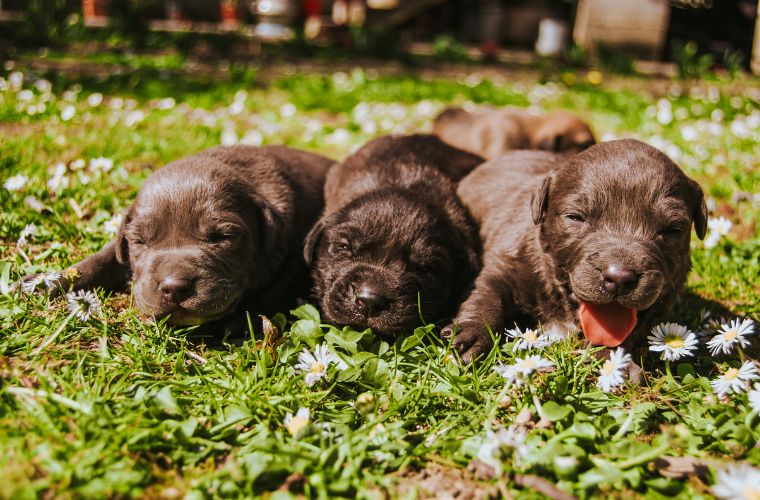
[303,218,326,265]
[252,195,287,257]
[114,205,133,265]
[687,179,708,240]
[531,176,551,225]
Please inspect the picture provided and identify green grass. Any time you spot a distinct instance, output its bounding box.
[0,62,758,498]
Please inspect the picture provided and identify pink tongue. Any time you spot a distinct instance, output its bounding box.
[579,302,637,347]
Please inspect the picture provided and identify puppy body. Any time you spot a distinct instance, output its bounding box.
[433,107,595,159]
[40,145,333,328]
[306,134,483,337]
[449,140,707,361]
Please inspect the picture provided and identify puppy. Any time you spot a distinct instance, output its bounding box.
[446,140,707,362]
[433,107,595,159]
[304,134,483,337]
[22,145,333,329]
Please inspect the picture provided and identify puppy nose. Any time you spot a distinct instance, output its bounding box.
[159,277,193,303]
[354,285,389,316]
[602,265,639,295]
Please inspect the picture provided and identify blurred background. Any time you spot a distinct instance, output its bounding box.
[0,0,758,78]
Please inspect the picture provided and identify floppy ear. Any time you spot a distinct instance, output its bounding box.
[252,194,287,257]
[687,179,708,240]
[303,218,326,266]
[531,176,551,225]
[114,205,133,265]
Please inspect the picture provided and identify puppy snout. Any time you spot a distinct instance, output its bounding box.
[159,277,193,304]
[354,284,390,317]
[601,265,639,296]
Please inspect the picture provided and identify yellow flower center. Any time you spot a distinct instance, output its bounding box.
[723,368,739,381]
[287,416,309,435]
[310,362,325,375]
[601,360,615,376]
[524,330,538,343]
[723,329,738,341]
[664,335,685,348]
[741,486,760,500]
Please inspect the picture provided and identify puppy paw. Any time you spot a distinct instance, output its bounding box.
[443,321,494,364]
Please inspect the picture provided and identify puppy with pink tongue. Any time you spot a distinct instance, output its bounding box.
[444,140,707,363]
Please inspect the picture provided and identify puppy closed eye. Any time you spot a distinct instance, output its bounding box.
[658,225,685,237]
[329,238,353,257]
[565,213,586,225]
[206,225,241,244]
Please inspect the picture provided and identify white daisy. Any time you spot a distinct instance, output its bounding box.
[493,361,523,386]
[65,290,101,321]
[477,425,528,474]
[712,462,760,500]
[513,355,554,376]
[283,407,310,436]
[21,274,44,293]
[294,343,346,386]
[87,92,103,107]
[4,174,28,191]
[89,157,114,172]
[103,213,124,235]
[647,322,699,361]
[42,271,61,290]
[597,347,632,392]
[748,383,760,415]
[708,216,732,236]
[507,326,551,351]
[16,223,38,247]
[710,361,759,397]
[60,105,75,121]
[706,319,755,355]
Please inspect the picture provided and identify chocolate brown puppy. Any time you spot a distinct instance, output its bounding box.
[304,134,483,337]
[433,107,595,159]
[446,139,707,362]
[23,145,333,329]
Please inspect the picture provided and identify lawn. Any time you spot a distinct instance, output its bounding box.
[0,58,759,498]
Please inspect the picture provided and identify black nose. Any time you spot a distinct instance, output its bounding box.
[602,265,639,295]
[354,285,389,316]
[159,277,193,303]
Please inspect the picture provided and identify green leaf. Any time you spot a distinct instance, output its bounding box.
[153,386,181,416]
[542,401,573,422]
[290,304,320,323]
[290,319,322,344]
[242,451,272,481]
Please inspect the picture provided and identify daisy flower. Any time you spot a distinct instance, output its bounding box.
[294,343,347,386]
[748,384,760,414]
[710,361,759,397]
[283,407,310,436]
[706,318,755,355]
[597,347,632,392]
[493,361,523,386]
[477,425,528,474]
[65,290,101,321]
[103,213,124,235]
[42,271,61,290]
[16,223,38,247]
[21,274,44,293]
[89,157,114,173]
[4,174,28,191]
[712,462,760,500]
[507,326,551,351]
[513,355,553,376]
[648,322,698,361]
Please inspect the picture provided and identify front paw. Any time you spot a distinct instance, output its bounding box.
[442,320,494,364]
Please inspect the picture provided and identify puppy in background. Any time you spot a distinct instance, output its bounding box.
[20,145,334,331]
[305,134,483,338]
[446,140,707,362]
[433,107,595,159]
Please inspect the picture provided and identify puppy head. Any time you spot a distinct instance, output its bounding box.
[115,158,283,325]
[305,190,478,337]
[531,111,596,154]
[532,139,707,346]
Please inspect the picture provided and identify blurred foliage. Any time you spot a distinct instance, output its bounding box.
[672,40,715,79]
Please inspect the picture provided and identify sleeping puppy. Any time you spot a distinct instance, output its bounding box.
[21,145,333,329]
[433,107,595,159]
[446,139,707,362]
[304,134,483,338]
